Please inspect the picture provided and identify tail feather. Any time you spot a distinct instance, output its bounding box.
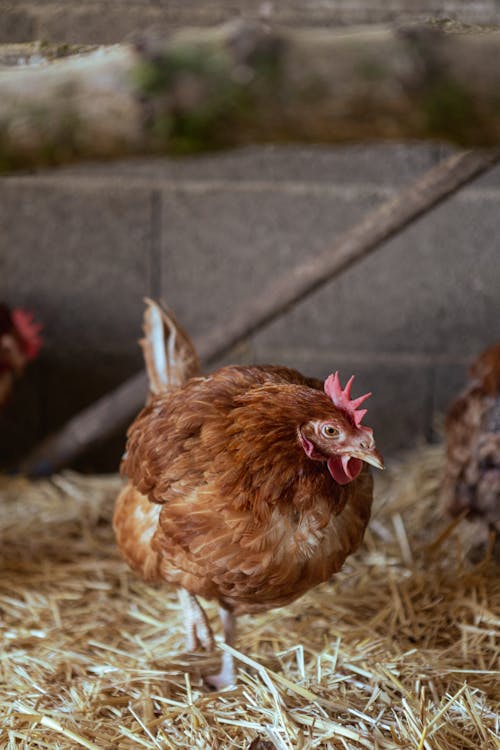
[141,299,199,395]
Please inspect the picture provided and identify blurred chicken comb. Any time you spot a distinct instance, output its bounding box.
[324,372,372,428]
[11,308,43,360]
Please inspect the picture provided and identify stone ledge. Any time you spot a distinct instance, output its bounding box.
[1,1,499,44]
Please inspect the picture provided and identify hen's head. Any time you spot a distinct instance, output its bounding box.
[299,372,383,485]
[0,304,43,373]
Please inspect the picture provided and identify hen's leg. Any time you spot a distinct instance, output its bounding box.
[178,588,214,652]
[205,606,237,690]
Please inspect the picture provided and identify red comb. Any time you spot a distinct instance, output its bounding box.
[11,308,43,360]
[324,371,371,428]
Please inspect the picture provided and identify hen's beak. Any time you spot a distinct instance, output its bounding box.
[359,449,384,470]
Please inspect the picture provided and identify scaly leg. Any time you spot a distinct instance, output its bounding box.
[177,588,215,652]
[205,606,237,690]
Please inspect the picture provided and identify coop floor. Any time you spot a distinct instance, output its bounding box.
[0,447,498,750]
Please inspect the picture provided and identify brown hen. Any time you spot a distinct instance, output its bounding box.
[442,343,500,554]
[114,300,383,688]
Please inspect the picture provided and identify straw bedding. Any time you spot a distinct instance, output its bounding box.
[0,446,498,749]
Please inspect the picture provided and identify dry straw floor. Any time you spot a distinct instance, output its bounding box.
[0,446,498,749]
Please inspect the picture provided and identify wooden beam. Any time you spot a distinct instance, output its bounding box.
[2,24,500,171]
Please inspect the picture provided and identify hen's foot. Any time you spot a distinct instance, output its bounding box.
[204,650,236,691]
[178,589,215,652]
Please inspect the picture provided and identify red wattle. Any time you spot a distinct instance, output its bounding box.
[327,456,362,485]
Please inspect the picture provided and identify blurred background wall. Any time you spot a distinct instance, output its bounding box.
[1,1,499,43]
[1,1,500,471]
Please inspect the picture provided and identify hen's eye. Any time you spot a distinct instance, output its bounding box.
[321,424,339,438]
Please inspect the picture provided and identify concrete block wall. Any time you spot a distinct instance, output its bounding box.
[1,143,500,470]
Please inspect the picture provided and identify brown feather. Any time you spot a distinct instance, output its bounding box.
[140,298,199,397]
[442,343,500,534]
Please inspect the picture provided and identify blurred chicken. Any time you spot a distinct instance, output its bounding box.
[0,304,42,409]
[114,300,383,688]
[442,343,500,553]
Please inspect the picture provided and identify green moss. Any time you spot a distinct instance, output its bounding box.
[26,40,96,61]
[173,88,254,153]
[0,94,85,173]
[356,59,387,82]
[133,37,282,154]
[420,75,500,145]
[133,44,228,95]
[423,79,480,141]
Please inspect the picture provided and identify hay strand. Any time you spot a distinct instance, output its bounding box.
[1,446,499,748]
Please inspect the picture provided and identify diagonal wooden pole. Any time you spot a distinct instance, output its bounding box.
[19,148,500,476]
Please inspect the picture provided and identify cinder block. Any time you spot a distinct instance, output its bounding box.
[0,179,152,456]
[64,143,436,187]
[471,163,500,189]
[159,184,380,345]
[252,187,500,358]
[431,361,470,441]
[0,180,151,356]
[419,192,500,354]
